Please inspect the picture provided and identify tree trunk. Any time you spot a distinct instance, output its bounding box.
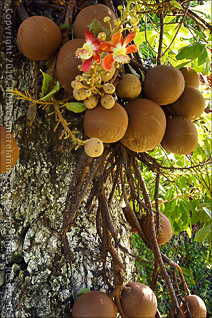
[0,1,136,317]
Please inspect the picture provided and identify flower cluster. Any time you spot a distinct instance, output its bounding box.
[75,28,137,73]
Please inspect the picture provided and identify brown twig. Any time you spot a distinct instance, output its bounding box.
[130,153,180,310]
[60,155,102,236]
[157,9,164,65]
[150,258,159,291]
[15,3,29,21]
[160,0,191,58]
[154,173,160,234]
[63,0,76,43]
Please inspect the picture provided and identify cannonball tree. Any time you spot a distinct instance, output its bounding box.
[0,0,211,317]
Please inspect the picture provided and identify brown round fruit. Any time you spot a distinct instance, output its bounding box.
[72,291,117,318]
[17,16,62,61]
[74,4,116,39]
[100,94,115,109]
[180,66,200,88]
[116,74,142,100]
[84,138,104,157]
[56,39,85,92]
[84,103,128,143]
[0,126,20,174]
[139,212,172,246]
[143,65,185,105]
[161,117,198,155]
[168,85,205,121]
[180,295,207,318]
[121,282,157,318]
[120,98,166,152]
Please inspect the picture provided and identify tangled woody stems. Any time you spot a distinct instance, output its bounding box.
[75,28,138,73]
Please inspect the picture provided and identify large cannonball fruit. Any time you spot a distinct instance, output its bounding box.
[74,4,116,39]
[0,126,20,174]
[143,65,185,105]
[56,39,85,92]
[161,117,198,155]
[139,212,172,246]
[17,16,62,61]
[84,103,128,143]
[180,66,200,88]
[72,291,117,318]
[168,85,205,121]
[121,282,157,318]
[116,74,142,100]
[180,295,207,317]
[120,99,166,152]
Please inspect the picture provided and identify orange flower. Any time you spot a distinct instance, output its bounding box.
[99,32,137,71]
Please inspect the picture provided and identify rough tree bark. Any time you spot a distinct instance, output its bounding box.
[0,1,136,317]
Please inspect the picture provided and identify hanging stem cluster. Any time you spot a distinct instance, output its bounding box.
[60,143,193,317]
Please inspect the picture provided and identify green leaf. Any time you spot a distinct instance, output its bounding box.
[40,70,53,97]
[203,207,212,220]
[128,64,140,79]
[65,102,86,113]
[170,0,183,10]
[59,23,70,30]
[163,16,175,24]
[197,46,208,66]
[40,81,60,101]
[134,30,158,46]
[181,266,194,280]
[176,42,207,61]
[194,224,212,242]
[87,18,110,38]
[77,288,91,297]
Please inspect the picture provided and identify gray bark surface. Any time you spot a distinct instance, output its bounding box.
[0,1,136,317]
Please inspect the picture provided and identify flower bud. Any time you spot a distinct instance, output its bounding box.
[103,16,110,23]
[98,32,106,41]
[130,16,139,26]
[114,18,121,27]
[75,75,84,82]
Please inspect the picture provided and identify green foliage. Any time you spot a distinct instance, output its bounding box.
[40,70,53,97]
[170,0,183,10]
[77,288,91,297]
[137,111,212,261]
[40,81,60,101]
[176,42,208,65]
[65,102,86,113]
[132,233,212,315]
[134,1,211,74]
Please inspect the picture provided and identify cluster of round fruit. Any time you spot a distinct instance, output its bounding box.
[82,64,205,158]
[71,75,117,110]
[16,4,121,158]
[71,282,207,318]
[16,4,206,160]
